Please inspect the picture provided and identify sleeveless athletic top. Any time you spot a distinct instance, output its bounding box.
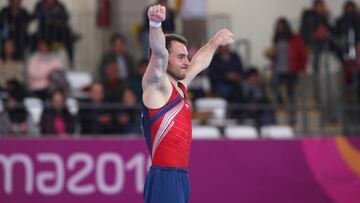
[142,82,192,168]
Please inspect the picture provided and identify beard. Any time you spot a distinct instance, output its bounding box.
[167,68,186,81]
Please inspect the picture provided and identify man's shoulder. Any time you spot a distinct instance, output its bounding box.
[0,7,11,16]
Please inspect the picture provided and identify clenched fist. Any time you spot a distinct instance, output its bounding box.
[212,29,234,47]
[148,4,166,24]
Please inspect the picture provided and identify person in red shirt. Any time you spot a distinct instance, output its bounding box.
[265,17,307,124]
[40,89,75,137]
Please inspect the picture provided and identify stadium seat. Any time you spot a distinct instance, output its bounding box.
[0,99,4,112]
[66,97,79,115]
[66,71,92,97]
[24,97,44,124]
[194,98,227,126]
[192,126,221,139]
[260,125,295,139]
[224,125,258,139]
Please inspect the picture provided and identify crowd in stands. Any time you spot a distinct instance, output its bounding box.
[0,0,359,137]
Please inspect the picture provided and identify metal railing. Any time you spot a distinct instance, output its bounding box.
[0,96,359,137]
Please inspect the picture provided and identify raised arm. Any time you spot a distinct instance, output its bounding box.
[142,5,172,108]
[182,29,234,86]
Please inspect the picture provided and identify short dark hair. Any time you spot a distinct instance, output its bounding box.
[165,34,188,51]
[51,88,66,101]
[1,38,19,61]
[246,67,259,79]
[313,0,324,7]
[110,33,126,45]
[344,1,356,12]
[149,34,187,57]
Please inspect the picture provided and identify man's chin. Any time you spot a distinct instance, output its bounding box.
[176,75,186,81]
[168,72,186,81]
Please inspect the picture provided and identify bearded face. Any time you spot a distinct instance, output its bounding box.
[167,41,190,81]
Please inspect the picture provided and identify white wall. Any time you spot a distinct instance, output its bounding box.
[207,0,359,67]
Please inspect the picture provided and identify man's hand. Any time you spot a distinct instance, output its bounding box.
[148,4,166,23]
[212,29,234,47]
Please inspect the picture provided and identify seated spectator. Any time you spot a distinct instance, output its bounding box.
[5,96,27,135]
[0,39,23,90]
[5,80,37,135]
[97,33,135,82]
[79,82,115,135]
[238,68,274,128]
[115,88,141,135]
[208,44,244,102]
[33,0,77,63]
[40,89,75,137]
[130,58,148,102]
[27,39,66,100]
[0,0,31,60]
[101,61,128,102]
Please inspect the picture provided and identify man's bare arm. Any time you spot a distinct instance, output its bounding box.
[142,5,172,108]
[182,29,234,86]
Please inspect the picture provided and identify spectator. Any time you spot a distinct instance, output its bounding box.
[265,17,307,124]
[27,39,66,100]
[115,88,141,135]
[208,44,244,102]
[300,0,332,47]
[335,1,360,60]
[140,0,176,58]
[266,18,307,103]
[79,82,115,135]
[0,39,23,90]
[300,0,342,103]
[33,0,76,63]
[6,94,38,135]
[101,61,128,102]
[5,96,27,135]
[238,68,274,128]
[5,81,37,136]
[40,89,75,136]
[0,0,31,60]
[97,33,135,82]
